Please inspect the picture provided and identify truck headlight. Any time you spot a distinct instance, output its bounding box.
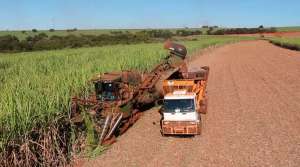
[189,122,196,125]
[163,121,170,125]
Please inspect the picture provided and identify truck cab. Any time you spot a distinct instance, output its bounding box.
[161,90,202,135]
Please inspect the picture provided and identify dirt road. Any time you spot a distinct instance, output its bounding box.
[84,41,300,167]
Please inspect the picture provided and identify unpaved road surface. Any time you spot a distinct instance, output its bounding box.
[84,41,300,167]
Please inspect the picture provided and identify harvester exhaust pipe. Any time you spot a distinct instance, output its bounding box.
[164,41,187,59]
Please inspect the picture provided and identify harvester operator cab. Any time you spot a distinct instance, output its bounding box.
[94,73,122,101]
[93,71,142,102]
[95,81,119,101]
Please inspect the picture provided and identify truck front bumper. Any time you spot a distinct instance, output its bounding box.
[161,121,201,135]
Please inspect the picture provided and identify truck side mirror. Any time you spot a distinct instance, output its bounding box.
[156,99,164,106]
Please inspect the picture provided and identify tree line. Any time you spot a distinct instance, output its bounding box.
[0,29,203,53]
[0,27,277,53]
[208,27,277,35]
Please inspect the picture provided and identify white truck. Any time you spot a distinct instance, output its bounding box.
[160,67,209,135]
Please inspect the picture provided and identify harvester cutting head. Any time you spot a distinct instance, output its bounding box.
[164,41,187,59]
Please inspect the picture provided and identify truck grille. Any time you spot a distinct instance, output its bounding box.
[162,121,200,135]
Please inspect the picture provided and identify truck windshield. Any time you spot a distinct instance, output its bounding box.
[163,99,195,113]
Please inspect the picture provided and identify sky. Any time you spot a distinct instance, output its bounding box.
[0,0,299,30]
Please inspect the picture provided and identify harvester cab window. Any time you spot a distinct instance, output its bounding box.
[102,82,118,101]
[95,81,119,101]
[103,82,114,92]
[163,99,195,113]
[95,82,102,99]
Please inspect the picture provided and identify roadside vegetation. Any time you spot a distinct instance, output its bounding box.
[0,36,254,166]
[268,37,300,51]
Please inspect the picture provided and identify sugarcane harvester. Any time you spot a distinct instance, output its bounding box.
[70,41,208,144]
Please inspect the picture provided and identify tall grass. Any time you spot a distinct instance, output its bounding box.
[0,36,251,150]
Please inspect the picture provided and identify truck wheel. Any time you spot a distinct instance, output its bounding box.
[199,98,208,114]
[198,124,202,135]
[197,118,202,135]
[160,130,166,137]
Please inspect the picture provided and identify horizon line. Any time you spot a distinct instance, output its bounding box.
[1,25,300,31]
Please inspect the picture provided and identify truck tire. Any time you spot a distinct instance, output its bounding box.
[199,98,208,114]
[197,116,202,135]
